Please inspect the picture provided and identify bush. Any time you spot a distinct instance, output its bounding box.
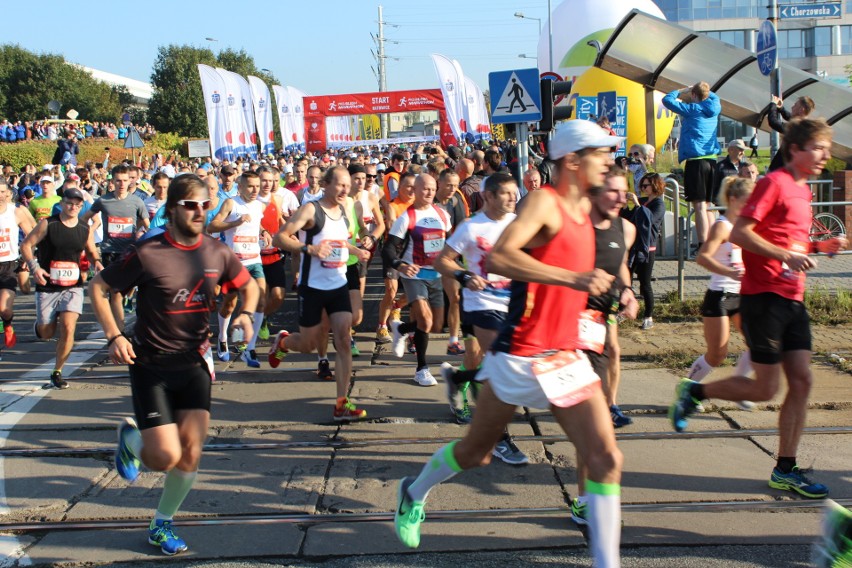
[0,135,189,170]
[0,144,52,170]
[150,132,185,153]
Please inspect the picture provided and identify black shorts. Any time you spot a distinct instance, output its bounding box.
[261,257,288,288]
[701,289,741,318]
[463,309,506,331]
[346,261,367,291]
[129,351,212,430]
[584,349,609,383]
[0,261,17,291]
[298,284,351,327]
[683,158,716,203]
[741,292,812,365]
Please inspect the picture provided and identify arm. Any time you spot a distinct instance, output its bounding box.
[89,273,136,364]
[19,219,50,286]
[696,221,742,279]
[767,102,786,134]
[730,216,814,272]
[661,89,690,115]
[15,205,36,235]
[206,199,238,234]
[84,226,103,274]
[434,245,488,292]
[272,202,316,254]
[368,194,385,240]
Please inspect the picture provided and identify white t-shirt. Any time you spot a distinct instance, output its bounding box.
[446,211,515,312]
[301,189,324,205]
[274,187,301,217]
[389,205,452,280]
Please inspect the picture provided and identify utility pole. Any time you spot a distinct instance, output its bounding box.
[769,0,781,159]
[378,5,388,139]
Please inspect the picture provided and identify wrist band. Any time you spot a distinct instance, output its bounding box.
[106,334,124,347]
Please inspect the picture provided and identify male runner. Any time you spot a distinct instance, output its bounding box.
[21,188,102,388]
[669,118,847,499]
[92,174,258,555]
[394,120,623,568]
[29,174,61,221]
[0,177,36,355]
[434,168,469,356]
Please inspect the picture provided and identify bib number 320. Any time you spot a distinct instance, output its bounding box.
[532,350,601,408]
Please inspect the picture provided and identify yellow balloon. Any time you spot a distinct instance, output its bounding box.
[567,67,675,153]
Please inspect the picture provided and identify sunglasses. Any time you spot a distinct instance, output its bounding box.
[632,152,641,156]
[640,183,652,189]
[366,174,377,179]
[177,199,211,211]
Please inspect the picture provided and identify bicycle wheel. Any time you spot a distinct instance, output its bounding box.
[811,213,846,242]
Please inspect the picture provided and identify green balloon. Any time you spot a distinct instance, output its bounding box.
[560,28,615,69]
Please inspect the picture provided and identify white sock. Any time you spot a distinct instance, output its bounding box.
[246,311,264,350]
[688,354,713,382]
[217,314,231,343]
[577,494,589,504]
[734,351,753,377]
[407,441,462,503]
[587,482,621,568]
[449,336,458,345]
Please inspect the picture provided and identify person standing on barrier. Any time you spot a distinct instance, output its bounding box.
[670,118,847,499]
[90,174,258,555]
[767,95,815,172]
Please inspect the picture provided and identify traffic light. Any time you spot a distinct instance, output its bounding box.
[539,79,573,132]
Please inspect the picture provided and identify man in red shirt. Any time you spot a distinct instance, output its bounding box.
[286,158,309,193]
[670,118,847,499]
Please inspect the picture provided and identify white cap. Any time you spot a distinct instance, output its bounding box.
[548,120,624,160]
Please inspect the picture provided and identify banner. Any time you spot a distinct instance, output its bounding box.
[247,76,275,157]
[215,68,251,158]
[464,76,492,142]
[233,72,258,159]
[430,54,466,141]
[272,85,292,150]
[287,86,307,151]
[197,64,234,161]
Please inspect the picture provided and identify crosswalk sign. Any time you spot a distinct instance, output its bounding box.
[489,68,541,124]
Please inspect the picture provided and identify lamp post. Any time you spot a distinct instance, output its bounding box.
[515,2,554,72]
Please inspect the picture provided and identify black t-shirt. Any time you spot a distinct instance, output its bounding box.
[100,231,249,353]
[587,218,626,313]
[35,215,90,292]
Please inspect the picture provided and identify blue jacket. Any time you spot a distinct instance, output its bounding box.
[662,90,721,162]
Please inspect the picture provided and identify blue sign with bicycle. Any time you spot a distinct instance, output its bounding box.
[757,20,777,77]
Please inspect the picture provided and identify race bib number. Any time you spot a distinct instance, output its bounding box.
[577,310,607,354]
[320,240,348,268]
[531,350,601,408]
[730,245,743,269]
[49,260,80,286]
[0,233,10,259]
[107,216,134,239]
[423,233,445,257]
[233,234,260,260]
[199,340,216,382]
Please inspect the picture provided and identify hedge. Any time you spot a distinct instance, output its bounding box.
[0,136,189,171]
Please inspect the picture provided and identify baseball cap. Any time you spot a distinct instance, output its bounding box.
[548,120,625,160]
[39,174,54,184]
[728,139,747,151]
[220,165,236,175]
[376,163,386,172]
[62,187,85,201]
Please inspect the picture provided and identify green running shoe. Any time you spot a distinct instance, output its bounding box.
[813,500,852,568]
[394,476,425,548]
[258,319,270,341]
[570,497,588,526]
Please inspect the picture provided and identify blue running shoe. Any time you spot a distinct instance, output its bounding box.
[668,378,701,432]
[610,404,633,428]
[115,417,141,482]
[570,497,588,526]
[769,466,829,499]
[240,349,260,368]
[148,519,188,555]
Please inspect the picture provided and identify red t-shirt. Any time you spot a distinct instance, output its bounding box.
[286,181,308,193]
[739,168,811,301]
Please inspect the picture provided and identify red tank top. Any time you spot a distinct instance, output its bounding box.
[260,196,282,265]
[496,188,594,356]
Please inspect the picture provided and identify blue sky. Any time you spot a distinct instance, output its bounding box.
[5,0,551,95]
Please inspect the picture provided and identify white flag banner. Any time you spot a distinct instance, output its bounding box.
[326,116,353,147]
[287,86,307,151]
[197,64,234,161]
[231,71,258,159]
[215,68,251,158]
[430,53,466,141]
[272,85,294,150]
[248,76,275,156]
[464,76,492,142]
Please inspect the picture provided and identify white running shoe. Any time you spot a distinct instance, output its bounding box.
[391,320,406,358]
[736,400,756,411]
[414,368,438,386]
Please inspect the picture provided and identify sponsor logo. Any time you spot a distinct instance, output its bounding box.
[444,79,454,92]
[281,104,289,113]
[227,95,235,106]
[295,105,302,113]
[309,101,317,111]
[212,92,221,103]
[258,98,265,108]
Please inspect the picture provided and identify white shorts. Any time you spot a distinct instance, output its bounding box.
[478,350,598,410]
[36,287,84,324]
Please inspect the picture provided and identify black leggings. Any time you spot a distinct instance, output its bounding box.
[632,251,656,318]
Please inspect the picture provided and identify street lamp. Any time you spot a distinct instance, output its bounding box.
[518,54,535,59]
[514,6,555,73]
[205,37,218,42]
[514,12,542,30]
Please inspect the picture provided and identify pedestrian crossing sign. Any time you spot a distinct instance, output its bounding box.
[489,68,542,124]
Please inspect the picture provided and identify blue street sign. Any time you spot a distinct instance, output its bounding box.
[756,20,777,77]
[488,68,542,124]
[597,91,617,123]
[779,2,841,19]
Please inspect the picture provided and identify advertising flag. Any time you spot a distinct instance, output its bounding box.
[247,76,275,156]
[215,68,251,158]
[197,64,234,161]
[430,53,466,141]
[464,76,492,142]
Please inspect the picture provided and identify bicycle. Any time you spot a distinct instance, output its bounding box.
[810,212,846,242]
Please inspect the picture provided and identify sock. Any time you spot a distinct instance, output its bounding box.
[449,335,458,345]
[217,314,231,343]
[577,494,589,503]
[154,468,198,520]
[318,355,328,362]
[451,368,479,385]
[688,354,713,382]
[407,441,463,503]
[586,480,621,568]
[689,382,706,401]
[734,351,753,377]
[378,323,387,330]
[414,328,428,370]
[246,311,264,350]
[2,317,11,327]
[398,321,417,335]
[776,456,796,473]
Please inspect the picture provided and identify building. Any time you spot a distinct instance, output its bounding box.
[76,66,154,106]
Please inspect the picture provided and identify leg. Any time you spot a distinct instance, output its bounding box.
[54,311,79,371]
[349,288,363,328]
[692,200,708,245]
[265,286,285,319]
[378,276,398,329]
[604,324,621,407]
[329,311,354,400]
[441,276,461,347]
[634,256,655,321]
[778,350,813,458]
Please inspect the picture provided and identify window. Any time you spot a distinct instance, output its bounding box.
[778,29,814,58]
[815,27,832,56]
[841,25,852,54]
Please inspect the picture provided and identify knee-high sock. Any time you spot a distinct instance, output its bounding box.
[586,480,621,568]
[688,354,713,382]
[734,351,753,377]
[246,311,264,351]
[154,469,198,520]
[398,321,417,335]
[413,328,428,370]
[407,441,462,503]
[217,314,231,343]
[451,367,479,385]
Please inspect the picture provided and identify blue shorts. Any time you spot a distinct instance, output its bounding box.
[463,309,506,331]
[245,263,265,280]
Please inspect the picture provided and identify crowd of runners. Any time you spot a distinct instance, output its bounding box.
[0,109,849,566]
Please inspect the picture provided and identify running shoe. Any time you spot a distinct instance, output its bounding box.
[737,400,756,411]
[333,397,367,422]
[440,362,468,423]
[813,500,852,568]
[148,519,188,556]
[610,404,633,428]
[267,330,289,368]
[570,497,588,526]
[258,319,270,341]
[50,370,68,390]
[317,359,333,381]
[641,317,654,330]
[216,341,230,363]
[114,417,141,482]
[769,466,829,499]
[390,321,406,358]
[391,307,402,322]
[492,438,529,465]
[446,342,465,356]
[394,476,425,549]
[375,327,392,344]
[351,338,361,357]
[669,378,701,432]
[4,324,16,348]
[414,368,437,386]
[240,349,260,368]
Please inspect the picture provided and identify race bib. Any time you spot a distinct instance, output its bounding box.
[577,310,607,354]
[320,240,348,268]
[531,350,601,408]
[198,340,216,382]
[780,240,809,281]
[233,234,260,260]
[49,260,80,286]
[0,233,10,259]
[107,216,134,239]
[423,233,445,256]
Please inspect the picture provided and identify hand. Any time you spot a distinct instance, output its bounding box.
[771,95,783,107]
[239,214,251,225]
[627,192,640,206]
[232,313,254,346]
[466,274,488,291]
[785,251,817,272]
[574,269,615,295]
[728,265,745,280]
[313,241,333,258]
[398,263,420,278]
[93,261,104,274]
[33,267,49,286]
[355,248,371,262]
[818,236,848,256]
[619,287,640,320]
[110,335,136,365]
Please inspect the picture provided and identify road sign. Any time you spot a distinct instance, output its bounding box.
[779,2,841,19]
[540,71,566,104]
[756,20,777,77]
[597,91,617,123]
[489,68,542,124]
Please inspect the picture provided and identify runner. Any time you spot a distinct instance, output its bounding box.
[814,500,852,567]
[434,168,469,356]
[0,177,36,357]
[393,120,622,568]
[90,173,258,556]
[383,174,452,386]
[669,118,847,499]
[268,165,371,421]
[28,174,61,221]
[20,188,102,388]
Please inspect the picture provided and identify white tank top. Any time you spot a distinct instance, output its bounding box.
[356,190,376,235]
[708,216,743,293]
[0,204,20,263]
[299,202,349,290]
[224,195,264,266]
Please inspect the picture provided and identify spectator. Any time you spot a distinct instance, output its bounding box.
[748,132,759,158]
[713,140,748,205]
[767,95,815,172]
[54,130,80,167]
